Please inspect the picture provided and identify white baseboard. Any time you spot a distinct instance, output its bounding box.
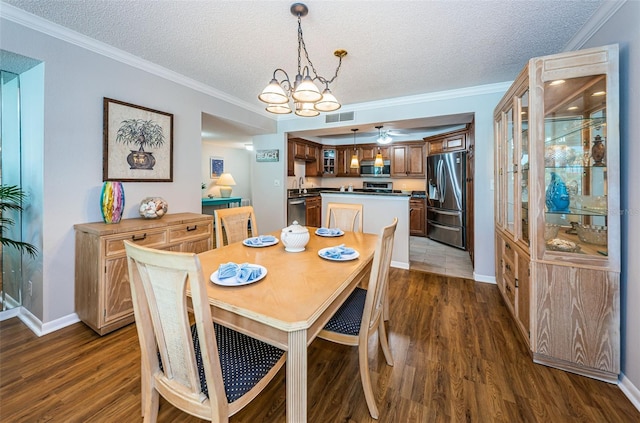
[18,307,80,337]
[0,307,20,321]
[473,272,496,284]
[619,373,640,413]
[391,260,410,270]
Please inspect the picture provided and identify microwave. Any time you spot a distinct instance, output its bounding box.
[359,160,391,177]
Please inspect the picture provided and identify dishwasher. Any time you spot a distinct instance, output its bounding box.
[287,197,306,225]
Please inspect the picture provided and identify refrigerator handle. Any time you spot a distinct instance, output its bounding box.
[437,159,446,203]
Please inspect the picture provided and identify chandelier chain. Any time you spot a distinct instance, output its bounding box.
[297,15,343,86]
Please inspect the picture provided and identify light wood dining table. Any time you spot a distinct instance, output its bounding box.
[195,228,378,423]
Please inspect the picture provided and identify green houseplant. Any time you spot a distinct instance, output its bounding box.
[0,184,37,258]
[116,119,165,170]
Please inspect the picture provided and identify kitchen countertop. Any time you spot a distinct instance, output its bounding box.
[288,188,411,198]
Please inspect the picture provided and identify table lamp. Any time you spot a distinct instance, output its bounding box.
[216,173,236,198]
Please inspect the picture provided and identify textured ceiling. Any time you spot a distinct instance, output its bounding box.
[4,0,607,144]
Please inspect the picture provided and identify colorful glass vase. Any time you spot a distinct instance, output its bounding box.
[545,172,570,212]
[100,181,125,224]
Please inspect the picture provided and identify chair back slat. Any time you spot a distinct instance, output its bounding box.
[214,206,258,246]
[326,202,363,232]
[362,218,397,337]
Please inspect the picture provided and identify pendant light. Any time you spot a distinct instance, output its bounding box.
[374,147,384,167]
[350,129,360,168]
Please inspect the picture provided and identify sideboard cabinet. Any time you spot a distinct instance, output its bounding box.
[494,44,620,382]
[74,213,213,335]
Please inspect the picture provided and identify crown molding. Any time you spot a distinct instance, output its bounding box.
[563,0,626,51]
[0,3,271,118]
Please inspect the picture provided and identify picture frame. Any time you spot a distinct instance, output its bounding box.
[103,97,173,182]
[256,149,280,162]
[210,156,224,179]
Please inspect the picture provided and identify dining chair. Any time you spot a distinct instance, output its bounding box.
[316,217,397,419]
[124,240,286,422]
[325,202,363,232]
[214,205,257,247]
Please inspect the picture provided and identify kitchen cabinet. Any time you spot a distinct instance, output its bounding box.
[322,148,336,176]
[390,143,425,177]
[287,141,295,176]
[409,198,426,236]
[426,130,467,156]
[305,196,322,228]
[305,145,323,176]
[360,145,390,161]
[74,213,213,335]
[494,44,619,382]
[290,138,321,162]
[336,146,360,177]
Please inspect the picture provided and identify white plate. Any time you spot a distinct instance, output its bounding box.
[318,247,360,261]
[210,265,267,286]
[315,228,344,237]
[242,237,279,248]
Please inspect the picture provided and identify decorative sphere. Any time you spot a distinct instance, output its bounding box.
[139,197,168,219]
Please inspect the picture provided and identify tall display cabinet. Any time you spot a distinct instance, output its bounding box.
[494,44,619,383]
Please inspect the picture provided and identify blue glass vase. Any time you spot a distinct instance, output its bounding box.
[545,172,570,212]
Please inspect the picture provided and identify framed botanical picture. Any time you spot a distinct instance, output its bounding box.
[256,149,280,162]
[103,98,173,182]
[210,156,224,179]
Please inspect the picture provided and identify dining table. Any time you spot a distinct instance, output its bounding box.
[195,228,379,423]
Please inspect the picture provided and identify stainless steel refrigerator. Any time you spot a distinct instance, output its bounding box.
[426,151,466,249]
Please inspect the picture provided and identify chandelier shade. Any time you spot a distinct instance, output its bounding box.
[295,102,320,117]
[314,88,341,112]
[258,3,347,117]
[259,79,289,104]
[266,103,293,114]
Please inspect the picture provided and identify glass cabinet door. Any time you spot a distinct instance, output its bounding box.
[542,75,609,256]
[519,90,530,244]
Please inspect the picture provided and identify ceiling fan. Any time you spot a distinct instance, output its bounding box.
[374,125,407,144]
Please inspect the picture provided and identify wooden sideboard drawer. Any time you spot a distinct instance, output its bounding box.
[104,229,168,257]
[169,221,213,243]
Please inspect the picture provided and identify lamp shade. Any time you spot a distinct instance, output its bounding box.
[216,173,236,198]
[295,102,320,117]
[374,153,384,167]
[292,75,322,103]
[259,79,289,104]
[216,173,236,187]
[314,88,341,112]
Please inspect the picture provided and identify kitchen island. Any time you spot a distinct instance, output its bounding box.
[320,191,410,269]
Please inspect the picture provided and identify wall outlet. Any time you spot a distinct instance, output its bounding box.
[28,280,32,296]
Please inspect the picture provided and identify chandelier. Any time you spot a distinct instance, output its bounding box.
[258,3,347,117]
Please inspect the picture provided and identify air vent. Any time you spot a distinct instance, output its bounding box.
[325,111,354,124]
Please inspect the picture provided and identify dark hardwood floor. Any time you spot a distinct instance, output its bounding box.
[1,269,638,422]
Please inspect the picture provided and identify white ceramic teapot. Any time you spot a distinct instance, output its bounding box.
[281,221,310,253]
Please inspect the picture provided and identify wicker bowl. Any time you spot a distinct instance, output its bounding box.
[546,238,581,253]
[576,224,607,245]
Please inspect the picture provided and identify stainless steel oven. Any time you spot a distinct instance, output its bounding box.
[287,197,306,225]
